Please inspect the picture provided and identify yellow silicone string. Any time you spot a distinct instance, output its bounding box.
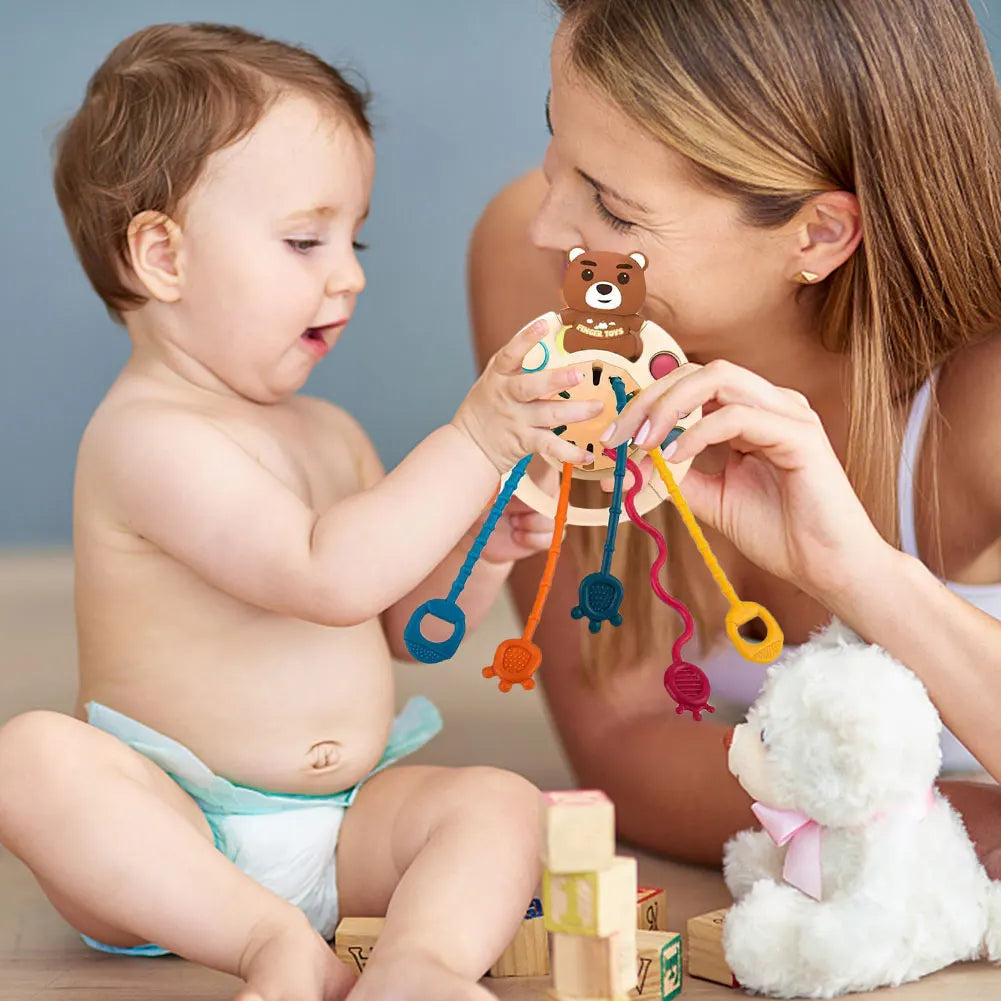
[650,448,741,609]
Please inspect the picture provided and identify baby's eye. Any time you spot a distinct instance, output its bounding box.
[285,238,321,253]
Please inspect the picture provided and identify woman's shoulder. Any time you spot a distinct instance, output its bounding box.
[468,169,564,362]
[937,331,1001,519]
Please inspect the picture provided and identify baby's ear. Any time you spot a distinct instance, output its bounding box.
[126,210,183,303]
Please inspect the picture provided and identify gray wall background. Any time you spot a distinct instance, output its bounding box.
[1,1,1000,546]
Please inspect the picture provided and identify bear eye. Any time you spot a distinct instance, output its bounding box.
[617,273,630,285]
[581,268,594,281]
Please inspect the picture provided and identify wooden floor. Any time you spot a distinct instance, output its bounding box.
[2,550,999,999]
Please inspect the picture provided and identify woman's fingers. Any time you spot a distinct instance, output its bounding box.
[604,359,817,449]
[666,403,827,471]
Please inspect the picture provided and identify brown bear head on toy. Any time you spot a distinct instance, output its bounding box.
[559,248,648,361]
[562,247,648,316]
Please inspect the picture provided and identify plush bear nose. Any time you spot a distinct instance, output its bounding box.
[595,283,613,294]
[723,727,734,752]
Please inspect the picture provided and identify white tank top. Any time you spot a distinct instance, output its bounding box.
[704,372,1001,772]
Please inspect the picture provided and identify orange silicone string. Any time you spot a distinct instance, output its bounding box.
[522,462,574,643]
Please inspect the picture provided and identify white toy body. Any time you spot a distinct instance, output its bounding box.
[722,620,1001,997]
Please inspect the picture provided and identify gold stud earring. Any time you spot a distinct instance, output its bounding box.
[795,270,820,284]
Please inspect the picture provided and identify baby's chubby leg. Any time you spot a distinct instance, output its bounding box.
[336,764,542,1001]
[0,711,352,1001]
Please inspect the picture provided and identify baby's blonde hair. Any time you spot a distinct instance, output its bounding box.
[555,0,1001,679]
[53,23,371,321]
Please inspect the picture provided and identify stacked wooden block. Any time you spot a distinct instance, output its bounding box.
[542,790,681,1001]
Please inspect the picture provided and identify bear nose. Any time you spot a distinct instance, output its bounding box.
[723,727,734,752]
[595,283,613,294]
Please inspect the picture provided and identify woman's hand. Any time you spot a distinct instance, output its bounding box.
[601,359,891,598]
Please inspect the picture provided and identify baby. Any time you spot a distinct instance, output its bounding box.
[0,23,599,1001]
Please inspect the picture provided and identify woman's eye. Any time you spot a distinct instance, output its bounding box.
[285,238,321,253]
[353,241,369,252]
[591,190,634,233]
[760,728,767,744]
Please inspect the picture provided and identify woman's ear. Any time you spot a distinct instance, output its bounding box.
[126,210,183,303]
[790,191,862,283]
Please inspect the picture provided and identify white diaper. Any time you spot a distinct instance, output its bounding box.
[214,805,345,939]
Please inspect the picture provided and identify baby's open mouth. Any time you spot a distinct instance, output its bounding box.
[302,327,326,343]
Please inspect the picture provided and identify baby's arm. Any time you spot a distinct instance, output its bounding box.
[96,320,596,627]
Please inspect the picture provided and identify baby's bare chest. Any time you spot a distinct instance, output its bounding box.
[224,409,359,511]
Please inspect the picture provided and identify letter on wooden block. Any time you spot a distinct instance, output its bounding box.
[542,789,615,874]
[636,886,668,931]
[634,929,682,1000]
[686,909,740,988]
[551,928,637,998]
[543,855,637,936]
[488,897,549,977]
[333,916,384,975]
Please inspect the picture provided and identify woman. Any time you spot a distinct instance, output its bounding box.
[469,0,1001,870]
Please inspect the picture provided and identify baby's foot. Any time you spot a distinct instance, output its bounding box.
[348,948,497,1001]
[236,918,356,1001]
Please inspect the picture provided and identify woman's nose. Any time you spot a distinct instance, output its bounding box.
[723,727,735,752]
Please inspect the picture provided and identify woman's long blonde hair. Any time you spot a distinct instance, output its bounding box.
[554,0,1001,681]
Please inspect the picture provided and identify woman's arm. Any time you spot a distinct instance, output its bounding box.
[604,336,1001,780]
[469,171,755,864]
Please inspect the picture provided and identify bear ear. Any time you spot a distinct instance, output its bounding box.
[629,251,648,270]
[568,247,587,263]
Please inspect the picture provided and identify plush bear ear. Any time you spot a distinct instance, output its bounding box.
[629,251,648,270]
[568,246,587,262]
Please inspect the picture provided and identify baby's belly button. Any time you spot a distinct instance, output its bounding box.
[303,740,343,774]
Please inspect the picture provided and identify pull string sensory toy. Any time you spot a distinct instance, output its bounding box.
[482,462,574,692]
[612,448,714,720]
[570,376,630,633]
[648,448,784,664]
[404,454,532,662]
[404,245,783,694]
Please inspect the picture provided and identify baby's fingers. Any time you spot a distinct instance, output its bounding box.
[534,428,591,467]
[493,312,561,374]
[530,398,604,429]
[510,364,588,403]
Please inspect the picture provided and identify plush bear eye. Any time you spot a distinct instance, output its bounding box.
[581,269,594,281]
[617,272,630,285]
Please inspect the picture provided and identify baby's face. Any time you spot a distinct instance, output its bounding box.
[170,94,374,403]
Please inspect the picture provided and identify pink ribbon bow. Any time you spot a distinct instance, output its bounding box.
[751,802,823,900]
[751,788,935,902]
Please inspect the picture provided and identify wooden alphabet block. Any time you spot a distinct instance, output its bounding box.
[542,789,616,874]
[633,930,682,1001]
[636,886,667,931]
[543,855,637,936]
[333,916,384,974]
[686,909,740,988]
[551,928,637,998]
[488,897,549,977]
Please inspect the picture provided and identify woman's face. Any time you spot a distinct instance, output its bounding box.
[532,29,800,356]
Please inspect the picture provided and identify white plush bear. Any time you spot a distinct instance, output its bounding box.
[722,619,1001,997]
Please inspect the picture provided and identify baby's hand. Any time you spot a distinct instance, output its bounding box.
[453,314,600,473]
[480,496,563,564]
